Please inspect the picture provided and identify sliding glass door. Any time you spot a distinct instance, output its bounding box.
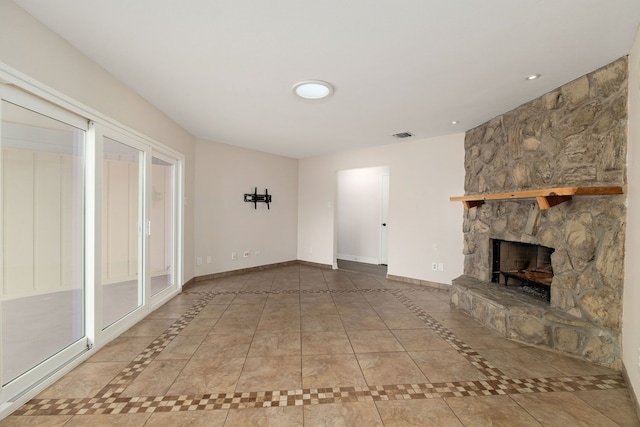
[0,94,88,399]
[0,82,183,411]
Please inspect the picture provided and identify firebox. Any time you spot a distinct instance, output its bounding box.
[491,239,554,302]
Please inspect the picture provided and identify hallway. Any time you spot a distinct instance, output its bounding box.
[2,264,638,426]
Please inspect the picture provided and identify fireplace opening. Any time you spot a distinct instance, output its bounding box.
[491,239,554,302]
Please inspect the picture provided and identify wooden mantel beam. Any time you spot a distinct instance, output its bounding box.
[450,186,623,210]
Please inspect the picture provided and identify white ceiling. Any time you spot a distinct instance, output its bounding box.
[12,0,640,158]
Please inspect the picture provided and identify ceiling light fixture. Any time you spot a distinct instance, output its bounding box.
[526,74,541,81]
[392,132,413,139]
[451,121,459,125]
[292,80,334,99]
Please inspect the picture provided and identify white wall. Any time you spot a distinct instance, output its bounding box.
[298,134,465,284]
[337,166,389,264]
[194,140,298,275]
[624,26,640,408]
[0,1,197,282]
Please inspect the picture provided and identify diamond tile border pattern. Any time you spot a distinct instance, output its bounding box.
[13,288,625,416]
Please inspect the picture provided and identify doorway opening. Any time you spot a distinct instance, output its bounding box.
[336,166,389,275]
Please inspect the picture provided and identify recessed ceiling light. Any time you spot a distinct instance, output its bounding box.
[526,74,541,81]
[292,80,334,99]
[451,121,459,125]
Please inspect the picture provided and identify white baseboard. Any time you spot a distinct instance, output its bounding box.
[337,254,380,265]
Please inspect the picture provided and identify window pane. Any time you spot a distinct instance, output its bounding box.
[1,101,84,385]
[102,136,142,328]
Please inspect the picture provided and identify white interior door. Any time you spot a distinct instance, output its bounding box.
[380,174,389,265]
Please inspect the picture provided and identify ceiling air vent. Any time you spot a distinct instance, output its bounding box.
[392,132,413,139]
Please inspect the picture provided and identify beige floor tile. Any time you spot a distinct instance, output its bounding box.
[299,281,328,291]
[511,392,620,426]
[248,332,301,357]
[430,311,482,328]
[449,326,521,349]
[301,314,345,332]
[334,303,376,316]
[195,304,229,319]
[223,303,265,317]
[340,313,388,330]
[120,318,176,337]
[575,389,640,426]
[236,356,302,391]
[270,281,301,291]
[145,410,228,427]
[225,405,303,426]
[370,303,413,315]
[523,346,618,376]
[0,415,72,426]
[64,413,151,426]
[327,282,358,291]
[445,395,542,426]
[210,315,259,334]
[300,302,339,315]
[155,334,206,360]
[242,281,273,292]
[120,359,187,397]
[380,313,429,329]
[303,402,384,426]
[391,328,451,351]
[36,361,128,398]
[415,299,456,313]
[299,293,333,304]
[88,336,155,362]
[347,330,404,353]
[211,294,236,304]
[232,294,269,305]
[6,264,638,425]
[357,352,428,385]
[261,304,300,317]
[193,333,253,359]
[410,349,488,382]
[256,316,301,332]
[376,398,464,426]
[302,331,353,355]
[266,294,301,305]
[179,316,219,335]
[168,358,245,395]
[302,354,367,388]
[478,348,562,378]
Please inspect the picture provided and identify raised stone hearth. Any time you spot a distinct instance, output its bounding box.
[452,57,627,369]
[452,276,617,366]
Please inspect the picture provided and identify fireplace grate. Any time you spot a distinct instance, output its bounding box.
[491,239,554,303]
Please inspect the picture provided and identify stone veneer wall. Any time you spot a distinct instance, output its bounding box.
[455,57,627,367]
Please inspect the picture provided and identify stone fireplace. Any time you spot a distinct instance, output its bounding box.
[451,57,627,369]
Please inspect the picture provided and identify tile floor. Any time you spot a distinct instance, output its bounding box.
[2,264,639,426]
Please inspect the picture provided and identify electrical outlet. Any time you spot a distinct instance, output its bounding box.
[243,251,250,258]
[231,252,237,260]
[431,262,438,271]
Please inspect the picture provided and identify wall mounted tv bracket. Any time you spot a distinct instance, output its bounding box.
[244,187,272,209]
